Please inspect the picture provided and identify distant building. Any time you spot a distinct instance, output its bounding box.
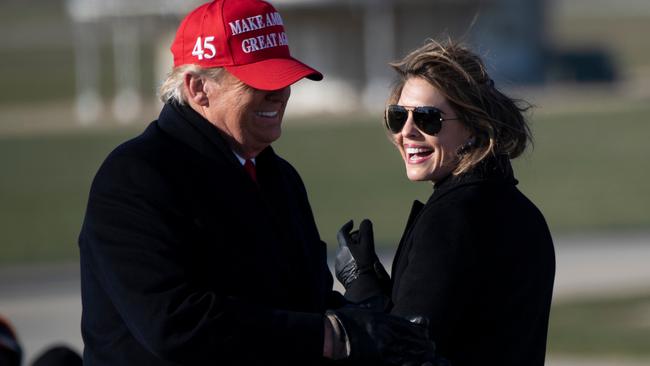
[66,0,547,122]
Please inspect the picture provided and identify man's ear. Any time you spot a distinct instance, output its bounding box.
[184,73,209,106]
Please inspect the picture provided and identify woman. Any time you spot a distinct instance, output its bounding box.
[335,40,555,366]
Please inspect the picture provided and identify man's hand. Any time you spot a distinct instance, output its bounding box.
[335,219,391,303]
[325,307,437,366]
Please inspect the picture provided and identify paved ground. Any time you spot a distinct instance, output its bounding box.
[0,263,82,364]
[1,232,649,364]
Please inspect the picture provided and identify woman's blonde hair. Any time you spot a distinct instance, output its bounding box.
[158,64,226,104]
[388,39,532,175]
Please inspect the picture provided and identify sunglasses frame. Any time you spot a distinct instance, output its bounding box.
[384,104,461,136]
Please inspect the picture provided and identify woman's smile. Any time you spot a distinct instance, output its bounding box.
[404,144,434,164]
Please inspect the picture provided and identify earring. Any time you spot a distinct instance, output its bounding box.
[457,137,476,155]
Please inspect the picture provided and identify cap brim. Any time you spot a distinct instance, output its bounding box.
[225,58,323,91]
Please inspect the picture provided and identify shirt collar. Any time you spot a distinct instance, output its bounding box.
[232,151,255,166]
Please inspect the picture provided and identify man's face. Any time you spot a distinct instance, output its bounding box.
[202,72,291,158]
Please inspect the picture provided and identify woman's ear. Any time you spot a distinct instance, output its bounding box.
[184,73,209,106]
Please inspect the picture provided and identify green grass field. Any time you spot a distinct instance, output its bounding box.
[548,294,650,358]
[1,103,649,264]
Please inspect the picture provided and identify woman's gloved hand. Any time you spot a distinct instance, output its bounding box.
[335,219,391,303]
[325,307,438,366]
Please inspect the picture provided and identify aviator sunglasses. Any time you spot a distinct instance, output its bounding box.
[384,104,460,135]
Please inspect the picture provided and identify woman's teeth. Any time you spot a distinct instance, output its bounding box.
[405,147,432,155]
[405,146,433,162]
[256,111,278,118]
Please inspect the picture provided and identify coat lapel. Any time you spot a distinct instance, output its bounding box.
[391,200,425,277]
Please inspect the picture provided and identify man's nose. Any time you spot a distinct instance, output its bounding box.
[266,86,291,102]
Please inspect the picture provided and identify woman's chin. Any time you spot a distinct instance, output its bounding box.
[405,167,432,182]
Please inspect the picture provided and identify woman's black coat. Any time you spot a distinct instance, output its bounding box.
[389,156,555,366]
[78,102,339,365]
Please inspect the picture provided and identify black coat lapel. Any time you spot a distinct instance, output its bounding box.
[391,200,425,276]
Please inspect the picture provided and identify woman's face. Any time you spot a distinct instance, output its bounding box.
[393,77,472,183]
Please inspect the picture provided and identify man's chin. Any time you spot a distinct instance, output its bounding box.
[262,128,283,144]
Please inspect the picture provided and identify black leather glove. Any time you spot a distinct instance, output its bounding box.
[335,219,391,303]
[326,307,437,366]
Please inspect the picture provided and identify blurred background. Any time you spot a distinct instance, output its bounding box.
[1,0,649,364]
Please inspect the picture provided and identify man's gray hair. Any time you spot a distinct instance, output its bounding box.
[158,65,226,105]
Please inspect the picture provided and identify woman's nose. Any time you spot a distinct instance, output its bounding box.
[401,112,421,138]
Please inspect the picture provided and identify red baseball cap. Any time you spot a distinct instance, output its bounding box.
[171,0,323,91]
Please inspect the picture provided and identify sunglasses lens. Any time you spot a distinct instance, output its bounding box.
[413,107,443,135]
[385,105,408,133]
[385,105,445,135]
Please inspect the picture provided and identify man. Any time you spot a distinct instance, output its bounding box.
[79,0,437,365]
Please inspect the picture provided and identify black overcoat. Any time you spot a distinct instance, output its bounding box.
[389,156,555,366]
[79,102,339,365]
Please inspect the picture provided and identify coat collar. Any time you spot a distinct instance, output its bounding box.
[157,101,276,167]
[429,154,518,204]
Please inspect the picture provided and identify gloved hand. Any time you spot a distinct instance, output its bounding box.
[325,307,437,366]
[335,219,391,303]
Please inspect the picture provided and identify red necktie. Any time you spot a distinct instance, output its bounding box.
[243,159,257,183]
